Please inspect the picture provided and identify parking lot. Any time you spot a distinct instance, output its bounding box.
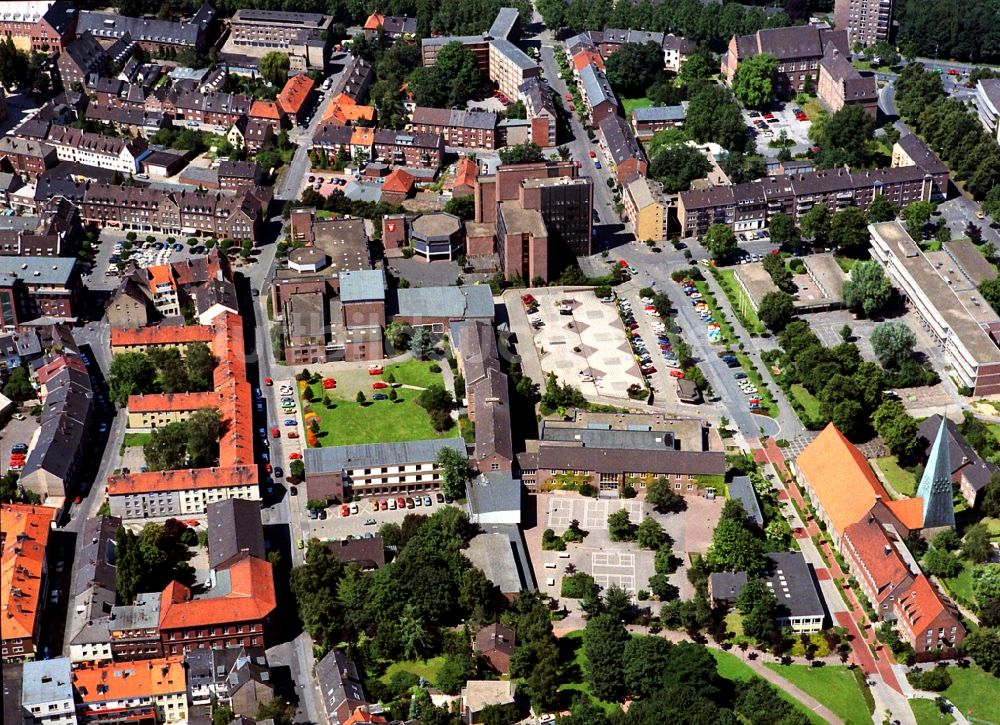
[516,287,644,401]
[299,495,455,542]
[1,412,40,476]
[745,103,813,157]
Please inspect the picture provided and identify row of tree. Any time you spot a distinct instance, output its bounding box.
[142,408,222,471]
[895,0,1000,64]
[895,65,1000,200]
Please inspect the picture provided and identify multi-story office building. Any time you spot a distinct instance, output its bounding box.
[834,0,893,47]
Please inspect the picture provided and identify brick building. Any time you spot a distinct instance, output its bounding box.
[1,504,59,661]
[410,107,498,149]
[597,114,647,185]
[834,0,893,47]
[723,25,849,98]
[816,48,878,116]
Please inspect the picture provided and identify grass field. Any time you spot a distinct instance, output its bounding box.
[300,360,453,446]
[942,664,1000,721]
[557,630,620,716]
[789,384,822,421]
[621,96,652,113]
[909,698,956,725]
[120,432,151,454]
[710,650,826,725]
[379,657,446,686]
[715,268,767,335]
[764,663,873,725]
[941,560,976,605]
[873,455,918,498]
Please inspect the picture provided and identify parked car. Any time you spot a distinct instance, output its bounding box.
[287,431,299,439]
[373,393,388,400]
[288,452,302,460]
[322,378,336,389]
[341,504,350,517]
[372,381,388,389]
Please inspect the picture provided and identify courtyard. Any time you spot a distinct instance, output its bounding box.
[296,360,455,446]
[513,287,644,401]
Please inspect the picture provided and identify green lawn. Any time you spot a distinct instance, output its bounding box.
[710,650,826,725]
[834,256,858,274]
[942,664,1000,721]
[557,631,622,716]
[909,698,957,725]
[715,268,766,335]
[873,455,918,498]
[789,384,822,421]
[983,517,1000,539]
[379,657,446,686]
[621,96,652,114]
[941,559,976,605]
[120,432,151,454]
[988,423,1000,446]
[300,361,453,446]
[763,663,873,725]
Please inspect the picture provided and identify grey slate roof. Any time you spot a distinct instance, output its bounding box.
[339,269,385,303]
[487,7,520,40]
[315,649,367,721]
[305,438,467,474]
[22,658,73,708]
[598,114,646,167]
[727,476,764,527]
[467,472,521,515]
[766,552,825,619]
[535,445,725,475]
[632,105,687,123]
[396,284,494,319]
[491,38,536,71]
[77,9,202,46]
[70,515,120,598]
[206,499,265,571]
[579,63,618,109]
[708,571,748,602]
[539,422,675,450]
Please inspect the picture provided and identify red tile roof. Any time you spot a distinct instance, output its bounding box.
[1,504,58,642]
[34,353,87,385]
[277,74,315,115]
[72,657,186,702]
[127,392,219,413]
[363,12,383,30]
[111,326,214,348]
[158,556,275,630]
[843,515,912,604]
[454,157,478,190]
[382,168,415,195]
[250,100,283,121]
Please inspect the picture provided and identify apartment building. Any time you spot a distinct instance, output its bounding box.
[67,515,120,663]
[456,320,514,474]
[869,221,1000,395]
[55,32,107,89]
[410,107,498,149]
[519,77,557,148]
[218,160,263,192]
[78,184,265,240]
[222,9,330,72]
[0,0,77,52]
[77,4,214,53]
[21,658,79,725]
[631,105,686,142]
[109,593,165,660]
[723,25,849,97]
[0,256,80,322]
[72,657,188,723]
[362,12,417,40]
[569,29,693,73]
[890,134,949,200]
[678,164,939,236]
[817,48,878,116]
[371,129,445,169]
[277,73,315,125]
[834,0,893,47]
[107,313,260,518]
[44,125,147,174]
[974,79,1000,141]
[0,136,58,179]
[303,438,469,502]
[623,176,668,243]
[597,114,647,185]
[577,63,619,125]
[167,89,252,128]
[489,39,541,101]
[1,504,59,662]
[331,56,374,103]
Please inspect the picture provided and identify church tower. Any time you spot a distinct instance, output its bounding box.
[917,418,956,529]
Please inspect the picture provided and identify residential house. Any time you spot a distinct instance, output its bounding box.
[0,137,58,180]
[44,125,147,174]
[206,499,265,573]
[362,13,416,40]
[372,129,445,169]
[461,681,516,725]
[331,56,374,103]
[21,658,78,725]
[228,116,274,153]
[890,134,949,201]
[218,160,262,192]
[315,649,372,725]
[474,623,515,674]
[410,107,498,149]
[834,0,894,47]
[456,320,513,474]
[623,176,668,243]
[67,515,120,663]
[185,647,272,718]
[518,76,557,148]
[277,73,315,125]
[597,114,647,184]
[1,504,59,661]
[577,63,619,125]
[816,47,877,116]
[71,657,188,723]
[631,104,686,142]
[56,32,108,89]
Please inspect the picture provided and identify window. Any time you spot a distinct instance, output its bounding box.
[491,463,499,471]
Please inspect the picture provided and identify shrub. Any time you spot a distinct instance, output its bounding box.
[578,483,597,498]
[429,363,441,373]
[561,572,599,598]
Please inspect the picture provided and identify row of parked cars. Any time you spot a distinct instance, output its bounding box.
[619,295,686,380]
[339,493,448,517]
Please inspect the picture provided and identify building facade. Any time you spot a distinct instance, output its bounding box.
[834,0,893,47]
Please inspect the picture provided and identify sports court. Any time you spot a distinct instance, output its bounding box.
[592,551,636,592]
[546,497,646,532]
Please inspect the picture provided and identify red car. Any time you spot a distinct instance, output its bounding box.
[271,427,280,438]
[521,293,536,306]
[372,381,388,389]
[289,452,302,460]
[322,378,336,389]
[379,499,388,510]
[565,93,572,101]
[73,496,82,505]
[368,365,383,375]
[947,69,960,76]
[341,504,350,517]
[396,496,406,509]
[763,112,774,120]
[669,369,685,378]
[264,377,273,386]
[264,463,272,473]
[588,150,596,158]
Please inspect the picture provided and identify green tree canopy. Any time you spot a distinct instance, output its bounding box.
[733,53,776,108]
[842,259,892,317]
[437,447,471,500]
[758,291,795,331]
[703,224,738,261]
[583,614,630,702]
[499,141,545,165]
[605,42,665,97]
[649,145,711,193]
[870,322,916,368]
[799,204,832,245]
[767,213,799,246]
[260,52,290,88]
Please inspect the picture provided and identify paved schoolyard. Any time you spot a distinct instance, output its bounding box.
[546,496,646,531]
[521,288,644,401]
[592,550,636,591]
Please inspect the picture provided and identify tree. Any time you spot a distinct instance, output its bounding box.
[767,213,799,246]
[985,473,1000,518]
[605,42,665,97]
[184,342,214,390]
[758,291,795,331]
[144,423,189,471]
[733,53,777,108]
[810,104,875,168]
[649,145,711,193]
[623,636,673,699]
[607,508,635,542]
[708,515,766,575]
[903,201,936,238]
[108,352,158,405]
[260,52,290,88]
[762,252,793,291]
[2,366,34,401]
[256,697,295,725]
[703,224,738,261]
[981,278,1000,315]
[636,516,667,549]
[356,390,366,405]
[737,579,778,641]
[799,204,832,245]
[212,706,235,725]
[870,322,916,368]
[499,142,545,165]
[829,207,870,256]
[867,193,899,223]
[437,447,471,501]
[433,42,484,107]
[873,400,920,461]
[159,353,189,393]
[646,476,683,513]
[583,614,629,702]
[410,327,434,360]
[685,84,749,152]
[289,459,305,480]
[186,408,221,467]
[444,195,474,220]
[384,321,412,351]
[962,627,1000,676]
[924,546,962,578]
[842,260,892,317]
[962,523,993,564]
